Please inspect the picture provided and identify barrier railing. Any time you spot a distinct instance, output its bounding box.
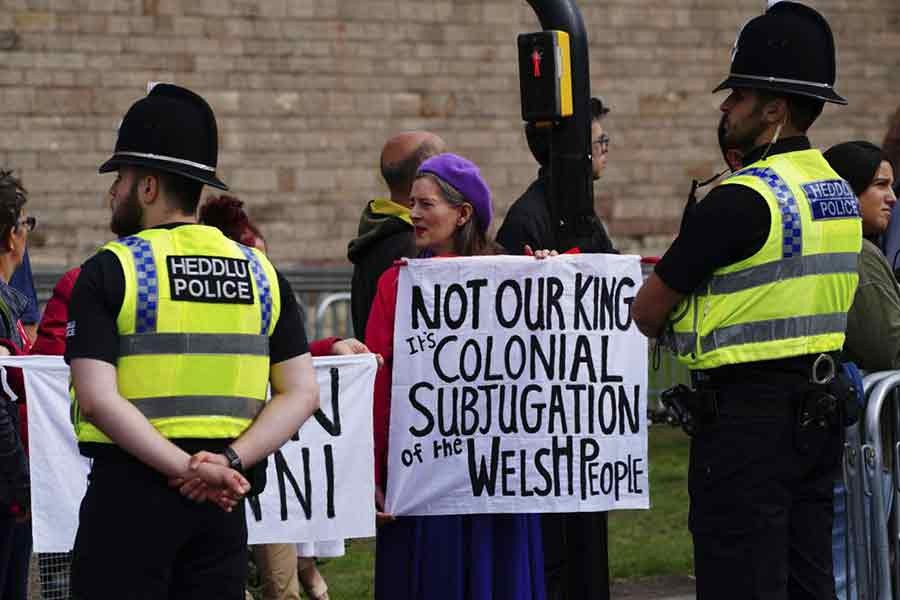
[844,369,900,600]
[314,292,353,340]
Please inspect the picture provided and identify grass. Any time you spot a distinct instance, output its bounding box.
[297,426,695,598]
[608,425,693,579]
[317,538,376,598]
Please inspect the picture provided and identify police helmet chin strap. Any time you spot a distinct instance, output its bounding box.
[698,168,728,189]
[688,112,786,208]
[759,119,785,162]
[690,168,730,205]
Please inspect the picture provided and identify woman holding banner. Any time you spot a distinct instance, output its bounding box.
[366,153,546,600]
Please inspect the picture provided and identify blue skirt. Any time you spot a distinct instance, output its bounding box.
[374,514,545,600]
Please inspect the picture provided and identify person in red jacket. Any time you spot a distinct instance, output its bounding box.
[367,153,555,600]
[32,267,80,356]
[26,266,80,596]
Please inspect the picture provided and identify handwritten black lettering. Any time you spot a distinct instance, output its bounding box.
[312,367,342,436]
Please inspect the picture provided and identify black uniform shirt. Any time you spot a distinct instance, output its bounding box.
[65,223,309,457]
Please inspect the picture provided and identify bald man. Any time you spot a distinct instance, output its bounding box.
[347,131,446,337]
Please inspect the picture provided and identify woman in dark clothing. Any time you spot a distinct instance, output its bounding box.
[0,169,37,600]
[824,142,899,369]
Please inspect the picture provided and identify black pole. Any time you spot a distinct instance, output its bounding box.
[525,0,595,251]
[524,6,611,599]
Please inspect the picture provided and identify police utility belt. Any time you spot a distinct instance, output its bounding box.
[661,353,858,436]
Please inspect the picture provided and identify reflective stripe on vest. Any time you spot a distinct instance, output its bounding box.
[131,395,264,420]
[668,331,697,356]
[699,312,847,354]
[702,252,858,295]
[120,333,269,357]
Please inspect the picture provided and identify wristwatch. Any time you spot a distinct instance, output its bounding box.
[222,446,244,474]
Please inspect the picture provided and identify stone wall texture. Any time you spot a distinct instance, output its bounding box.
[1,0,899,269]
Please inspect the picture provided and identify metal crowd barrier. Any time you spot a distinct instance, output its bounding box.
[843,369,900,600]
[314,292,353,340]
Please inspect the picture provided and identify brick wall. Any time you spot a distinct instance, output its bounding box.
[1,0,898,268]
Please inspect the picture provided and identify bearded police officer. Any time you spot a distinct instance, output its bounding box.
[632,3,860,598]
[66,84,320,599]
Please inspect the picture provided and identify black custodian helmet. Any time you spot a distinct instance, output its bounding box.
[99,83,228,190]
[713,1,847,105]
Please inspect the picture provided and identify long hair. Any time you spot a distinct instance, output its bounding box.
[198,194,264,248]
[415,173,502,257]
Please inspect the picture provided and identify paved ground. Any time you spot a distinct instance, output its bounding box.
[29,561,699,599]
[611,575,696,599]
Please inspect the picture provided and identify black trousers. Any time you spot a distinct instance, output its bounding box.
[541,513,610,600]
[689,381,842,600]
[0,513,30,600]
[71,454,248,600]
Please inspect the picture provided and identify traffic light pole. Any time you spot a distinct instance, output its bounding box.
[524,9,611,599]
[526,0,596,252]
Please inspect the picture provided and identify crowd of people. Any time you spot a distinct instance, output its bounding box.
[0,1,897,599]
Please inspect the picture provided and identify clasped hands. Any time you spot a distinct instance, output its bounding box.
[168,451,249,512]
[164,337,379,513]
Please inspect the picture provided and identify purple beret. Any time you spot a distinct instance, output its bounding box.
[417,153,493,232]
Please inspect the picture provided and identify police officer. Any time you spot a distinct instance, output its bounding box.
[66,84,320,599]
[632,3,860,598]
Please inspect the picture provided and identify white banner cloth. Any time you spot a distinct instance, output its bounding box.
[0,354,375,552]
[385,254,649,516]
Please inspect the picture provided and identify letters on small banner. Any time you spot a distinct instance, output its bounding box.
[385,254,650,516]
[2,354,376,553]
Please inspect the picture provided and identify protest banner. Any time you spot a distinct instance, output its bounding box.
[246,354,376,544]
[385,254,649,516]
[1,354,376,552]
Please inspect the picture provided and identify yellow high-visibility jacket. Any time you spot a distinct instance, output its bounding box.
[668,149,861,370]
[74,225,281,443]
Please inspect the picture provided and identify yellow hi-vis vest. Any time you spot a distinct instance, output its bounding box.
[667,149,861,370]
[74,224,282,443]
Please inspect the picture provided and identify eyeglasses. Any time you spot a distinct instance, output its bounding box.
[592,133,610,155]
[15,216,36,233]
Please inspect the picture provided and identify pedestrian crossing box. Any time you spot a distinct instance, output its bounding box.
[517,30,573,122]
